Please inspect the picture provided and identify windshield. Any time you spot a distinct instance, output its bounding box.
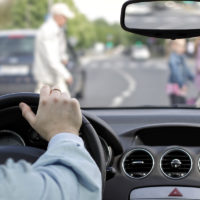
[0,0,199,108]
[0,36,34,57]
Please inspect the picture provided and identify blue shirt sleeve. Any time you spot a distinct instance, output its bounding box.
[0,133,102,200]
[182,58,194,82]
[48,132,84,149]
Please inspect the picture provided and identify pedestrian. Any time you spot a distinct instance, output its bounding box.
[167,39,194,106]
[33,3,74,95]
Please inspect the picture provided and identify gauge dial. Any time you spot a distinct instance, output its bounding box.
[99,137,113,167]
[0,130,25,146]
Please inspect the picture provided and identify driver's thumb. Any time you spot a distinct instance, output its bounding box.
[19,102,36,126]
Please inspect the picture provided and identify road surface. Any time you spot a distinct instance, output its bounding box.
[80,53,197,108]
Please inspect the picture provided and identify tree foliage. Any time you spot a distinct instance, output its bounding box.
[0,0,13,29]
[0,0,136,48]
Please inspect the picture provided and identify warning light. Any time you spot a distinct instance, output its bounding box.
[168,188,183,197]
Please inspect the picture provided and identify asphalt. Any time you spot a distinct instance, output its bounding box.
[80,53,197,108]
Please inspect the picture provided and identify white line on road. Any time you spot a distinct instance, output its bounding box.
[110,68,136,107]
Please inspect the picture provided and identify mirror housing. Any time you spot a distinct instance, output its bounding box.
[120,0,200,39]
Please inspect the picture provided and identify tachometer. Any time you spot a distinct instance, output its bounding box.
[0,130,25,146]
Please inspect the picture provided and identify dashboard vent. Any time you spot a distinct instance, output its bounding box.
[122,149,154,179]
[160,149,192,179]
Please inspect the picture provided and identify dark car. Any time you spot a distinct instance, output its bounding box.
[0,30,85,98]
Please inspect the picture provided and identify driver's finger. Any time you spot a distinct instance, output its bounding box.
[40,85,51,102]
[50,87,62,98]
[61,92,70,99]
[19,102,36,127]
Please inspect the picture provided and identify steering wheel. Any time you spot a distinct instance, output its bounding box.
[0,93,106,186]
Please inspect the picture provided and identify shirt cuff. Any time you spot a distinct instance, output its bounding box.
[48,133,84,149]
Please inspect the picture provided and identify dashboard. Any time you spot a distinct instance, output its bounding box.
[86,108,200,200]
[1,107,200,199]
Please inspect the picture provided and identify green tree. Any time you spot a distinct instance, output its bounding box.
[67,14,96,48]
[11,0,79,28]
[9,0,96,48]
[0,0,13,29]
[11,0,48,28]
[1,0,140,48]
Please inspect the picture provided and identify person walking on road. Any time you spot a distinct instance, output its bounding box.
[33,3,74,95]
[167,39,194,106]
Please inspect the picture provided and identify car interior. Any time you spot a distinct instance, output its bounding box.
[1,0,200,200]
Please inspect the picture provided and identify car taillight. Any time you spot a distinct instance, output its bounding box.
[8,35,25,39]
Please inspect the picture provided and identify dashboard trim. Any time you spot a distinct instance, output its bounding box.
[121,148,155,179]
[160,148,193,180]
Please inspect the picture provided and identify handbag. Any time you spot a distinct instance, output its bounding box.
[166,83,181,95]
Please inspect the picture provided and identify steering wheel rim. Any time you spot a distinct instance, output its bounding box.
[0,93,106,186]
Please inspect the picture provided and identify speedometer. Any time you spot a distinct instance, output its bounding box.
[0,130,25,146]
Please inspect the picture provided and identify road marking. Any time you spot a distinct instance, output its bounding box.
[110,68,136,107]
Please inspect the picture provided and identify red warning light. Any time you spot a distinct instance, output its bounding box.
[168,188,183,197]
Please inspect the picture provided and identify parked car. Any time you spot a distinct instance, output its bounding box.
[0,30,85,98]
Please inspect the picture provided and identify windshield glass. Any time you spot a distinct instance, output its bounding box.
[0,37,34,57]
[0,0,199,108]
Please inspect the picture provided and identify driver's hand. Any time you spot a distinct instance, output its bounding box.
[66,76,73,85]
[19,85,82,141]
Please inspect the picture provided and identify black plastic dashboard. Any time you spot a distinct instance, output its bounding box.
[1,106,200,199]
[83,108,200,200]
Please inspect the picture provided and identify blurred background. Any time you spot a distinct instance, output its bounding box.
[0,0,199,107]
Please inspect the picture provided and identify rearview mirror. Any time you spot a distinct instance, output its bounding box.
[121,0,200,39]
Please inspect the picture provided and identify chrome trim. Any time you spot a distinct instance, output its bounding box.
[132,161,144,165]
[121,148,154,179]
[160,148,193,180]
[130,186,200,199]
[99,137,113,166]
[198,157,200,173]
[171,158,181,168]
[107,146,113,164]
